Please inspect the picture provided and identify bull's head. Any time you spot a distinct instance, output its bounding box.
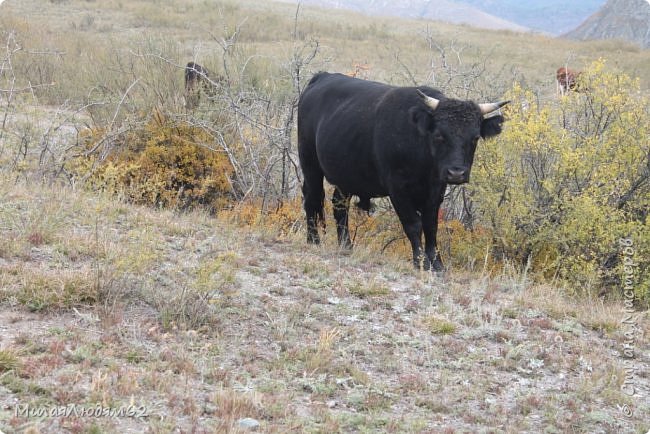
[412,89,509,184]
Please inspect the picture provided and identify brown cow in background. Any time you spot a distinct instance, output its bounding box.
[184,61,220,109]
[556,67,582,96]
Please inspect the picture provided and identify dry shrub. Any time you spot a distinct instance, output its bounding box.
[0,349,20,373]
[220,197,305,237]
[339,203,493,271]
[213,389,263,424]
[346,203,411,259]
[154,252,240,331]
[220,192,492,273]
[438,220,495,272]
[70,109,234,213]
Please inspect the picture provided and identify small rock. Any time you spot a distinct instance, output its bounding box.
[203,404,217,415]
[404,298,420,313]
[326,400,337,408]
[335,377,353,388]
[238,417,260,430]
[327,297,341,305]
[295,405,311,418]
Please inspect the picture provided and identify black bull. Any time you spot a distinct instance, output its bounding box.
[297,72,508,271]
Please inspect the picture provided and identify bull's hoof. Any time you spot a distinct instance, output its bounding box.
[355,198,376,216]
[431,267,446,278]
[413,256,445,275]
[338,240,353,250]
[307,234,320,245]
[413,257,429,271]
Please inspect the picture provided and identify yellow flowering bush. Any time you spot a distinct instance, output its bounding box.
[469,60,649,304]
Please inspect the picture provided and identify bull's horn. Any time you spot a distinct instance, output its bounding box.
[478,100,510,115]
[417,89,439,111]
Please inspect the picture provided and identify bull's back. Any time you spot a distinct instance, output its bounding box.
[301,73,391,114]
[298,73,392,196]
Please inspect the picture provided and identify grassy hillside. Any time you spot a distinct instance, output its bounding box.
[1,179,648,433]
[0,0,649,432]
[1,0,649,100]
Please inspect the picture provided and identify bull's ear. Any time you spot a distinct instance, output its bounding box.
[409,106,434,136]
[480,114,505,139]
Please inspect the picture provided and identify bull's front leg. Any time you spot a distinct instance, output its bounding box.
[422,187,445,273]
[389,193,428,270]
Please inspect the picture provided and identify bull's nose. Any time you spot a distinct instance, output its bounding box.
[447,168,466,178]
[444,167,468,184]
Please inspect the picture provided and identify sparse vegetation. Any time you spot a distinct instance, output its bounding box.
[0,0,649,432]
[0,178,648,432]
[348,279,391,298]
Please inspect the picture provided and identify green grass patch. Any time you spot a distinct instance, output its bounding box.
[0,349,20,373]
[348,280,390,298]
[422,315,457,335]
[18,269,98,312]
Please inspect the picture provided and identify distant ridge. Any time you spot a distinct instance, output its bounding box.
[278,0,529,32]
[564,0,650,48]
[454,0,604,35]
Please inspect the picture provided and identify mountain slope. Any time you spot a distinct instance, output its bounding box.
[564,0,650,48]
[281,0,529,32]
[279,0,607,34]
[455,0,604,35]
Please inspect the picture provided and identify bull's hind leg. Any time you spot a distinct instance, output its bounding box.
[332,188,352,249]
[301,168,325,245]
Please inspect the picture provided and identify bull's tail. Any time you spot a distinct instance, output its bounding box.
[299,129,326,243]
